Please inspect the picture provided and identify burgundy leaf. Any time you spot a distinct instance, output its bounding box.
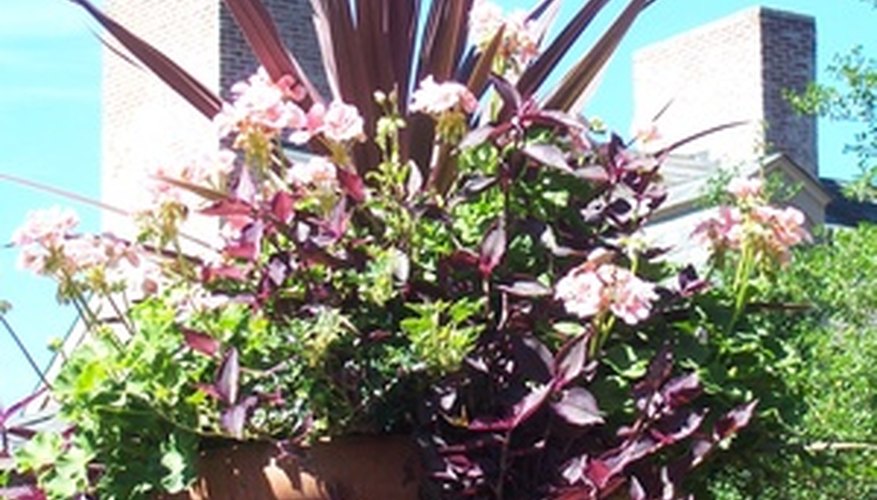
[69,0,223,118]
[518,335,555,380]
[458,125,497,150]
[0,484,48,500]
[322,198,351,242]
[220,396,257,440]
[447,249,480,268]
[517,0,612,97]
[466,25,505,99]
[222,0,322,106]
[478,219,507,277]
[655,410,707,444]
[522,143,573,172]
[181,328,221,358]
[225,242,257,261]
[633,347,673,414]
[687,437,716,470]
[660,372,702,409]
[202,263,249,283]
[270,191,295,223]
[560,454,588,485]
[575,165,610,183]
[677,265,709,297]
[629,475,646,500]
[215,347,240,405]
[200,198,253,217]
[458,175,497,198]
[552,387,603,427]
[594,411,705,489]
[497,279,552,298]
[6,427,38,440]
[235,166,258,203]
[522,109,586,132]
[415,0,472,83]
[336,167,366,203]
[490,74,522,114]
[469,383,551,432]
[553,334,589,389]
[715,400,758,440]
[266,255,290,287]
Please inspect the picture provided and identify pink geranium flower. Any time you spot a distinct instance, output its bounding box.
[319,101,365,143]
[469,0,540,71]
[693,206,744,252]
[752,205,810,263]
[410,76,478,115]
[11,206,79,248]
[214,67,308,139]
[287,157,338,190]
[727,176,764,201]
[554,250,658,326]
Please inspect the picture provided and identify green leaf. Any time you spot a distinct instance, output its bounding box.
[15,432,63,472]
[160,433,196,494]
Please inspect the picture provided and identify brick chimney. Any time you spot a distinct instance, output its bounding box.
[101,0,326,234]
[632,7,817,175]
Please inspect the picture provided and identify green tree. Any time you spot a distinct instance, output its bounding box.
[707,225,877,499]
[788,0,876,200]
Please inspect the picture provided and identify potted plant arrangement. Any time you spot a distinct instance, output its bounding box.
[5,0,810,498]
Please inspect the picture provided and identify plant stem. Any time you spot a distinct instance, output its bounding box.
[496,429,513,500]
[726,241,755,335]
[0,315,53,390]
[806,441,877,452]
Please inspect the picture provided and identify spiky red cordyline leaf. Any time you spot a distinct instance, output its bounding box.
[68,0,223,118]
[544,0,652,112]
[408,0,474,176]
[467,25,505,99]
[517,0,612,98]
[222,0,323,107]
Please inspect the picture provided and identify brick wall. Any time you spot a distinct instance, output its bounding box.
[632,7,817,175]
[760,9,817,174]
[102,0,326,234]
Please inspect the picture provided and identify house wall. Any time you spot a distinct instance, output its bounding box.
[101,1,221,235]
[101,0,325,235]
[632,7,817,176]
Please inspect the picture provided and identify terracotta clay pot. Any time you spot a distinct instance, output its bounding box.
[174,435,421,499]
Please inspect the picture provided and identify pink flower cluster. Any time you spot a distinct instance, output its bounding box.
[727,176,764,201]
[11,207,142,283]
[147,148,237,206]
[311,101,365,143]
[287,157,338,190]
[214,67,363,145]
[692,206,744,253]
[214,68,307,138]
[693,176,810,264]
[469,0,540,72]
[11,206,79,274]
[410,76,478,116]
[554,250,658,326]
[750,205,810,263]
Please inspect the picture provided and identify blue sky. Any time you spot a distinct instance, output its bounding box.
[0,0,875,406]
